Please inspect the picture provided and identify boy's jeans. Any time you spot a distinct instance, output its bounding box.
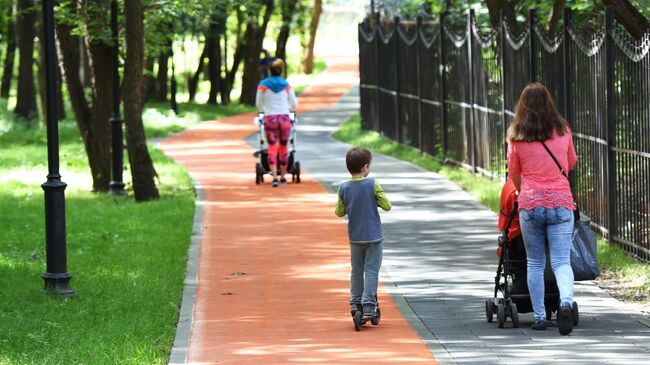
[520,207,574,321]
[349,241,383,306]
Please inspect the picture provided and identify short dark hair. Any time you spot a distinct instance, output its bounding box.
[270,59,284,76]
[346,147,372,173]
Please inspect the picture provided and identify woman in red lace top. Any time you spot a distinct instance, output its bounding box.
[507,83,577,335]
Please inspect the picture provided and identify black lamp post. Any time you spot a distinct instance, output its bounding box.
[41,0,75,296]
[108,0,126,196]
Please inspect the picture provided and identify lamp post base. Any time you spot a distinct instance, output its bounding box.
[43,272,76,297]
[108,181,126,196]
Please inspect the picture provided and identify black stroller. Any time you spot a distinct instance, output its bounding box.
[485,201,579,328]
[253,111,301,184]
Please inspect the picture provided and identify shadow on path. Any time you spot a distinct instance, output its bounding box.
[292,87,650,364]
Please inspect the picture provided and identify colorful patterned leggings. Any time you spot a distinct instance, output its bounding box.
[264,114,291,168]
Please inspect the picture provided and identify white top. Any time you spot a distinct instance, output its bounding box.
[255,84,298,116]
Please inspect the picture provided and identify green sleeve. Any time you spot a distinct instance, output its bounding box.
[374,180,392,211]
[335,190,346,217]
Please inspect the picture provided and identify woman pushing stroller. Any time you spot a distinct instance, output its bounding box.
[507,83,578,335]
[255,59,298,187]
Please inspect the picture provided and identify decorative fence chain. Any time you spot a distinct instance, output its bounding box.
[358,7,650,261]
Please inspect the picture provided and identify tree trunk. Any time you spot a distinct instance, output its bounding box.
[56,12,111,192]
[155,51,169,101]
[548,0,566,34]
[14,0,37,121]
[1,3,17,99]
[603,0,650,39]
[485,0,520,33]
[87,39,114,192]
[303,0,322,74]
[206,31,220,104]
[220,31,229,105]
[222,11,248,105]
[79,38,92,88]
[207,9,226,105]
[275,0,299,62]
[188,44,206,102]
[240,0,274,105]
[223,39,245,105]
[206,33,221,105]
[123,0,159,201]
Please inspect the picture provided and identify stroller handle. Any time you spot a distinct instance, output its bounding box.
[254,111,297,125]
[254,112,265,126]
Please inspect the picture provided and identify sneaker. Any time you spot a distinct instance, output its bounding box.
[362,304,376,319]
[272,179,279,187]
[280,177,287,185]
[558,303,573,335]
[531,320,547,330]
[350,303,362,316]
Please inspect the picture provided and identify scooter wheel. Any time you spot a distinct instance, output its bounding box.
[371,307,381,325]
[353,311,362,331]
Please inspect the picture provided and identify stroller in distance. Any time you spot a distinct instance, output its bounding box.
[253,111,301,184]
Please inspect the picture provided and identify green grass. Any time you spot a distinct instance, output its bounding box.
[335,114,650,301]
[0,108,195,364]
[144,101,255,138]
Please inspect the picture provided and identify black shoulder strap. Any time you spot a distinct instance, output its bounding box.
[540,141,569,180]
[541,141,580,219]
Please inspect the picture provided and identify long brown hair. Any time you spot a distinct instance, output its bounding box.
[507,83,569,142]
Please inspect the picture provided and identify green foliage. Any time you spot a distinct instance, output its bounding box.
[336,114,649,301]
[374,0,648,31]
[0,102,194,364]
[598,237,650,298]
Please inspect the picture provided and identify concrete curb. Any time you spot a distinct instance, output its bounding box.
[168,180,204,365]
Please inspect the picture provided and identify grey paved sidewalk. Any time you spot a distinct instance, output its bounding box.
[261,87,650,364]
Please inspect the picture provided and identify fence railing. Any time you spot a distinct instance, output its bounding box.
[358,7,650,262]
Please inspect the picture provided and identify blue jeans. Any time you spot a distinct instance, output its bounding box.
[349,241,383,306]
[519,207,574,321]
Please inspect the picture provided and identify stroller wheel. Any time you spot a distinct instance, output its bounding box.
[485,299,494,323]
[294,161,301,183]
[509,302,519,328]
[497,303,505,328]
[572,301,579,326]
[255,163,264,185]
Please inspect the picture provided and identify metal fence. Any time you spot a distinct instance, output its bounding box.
[358,7,650,261]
